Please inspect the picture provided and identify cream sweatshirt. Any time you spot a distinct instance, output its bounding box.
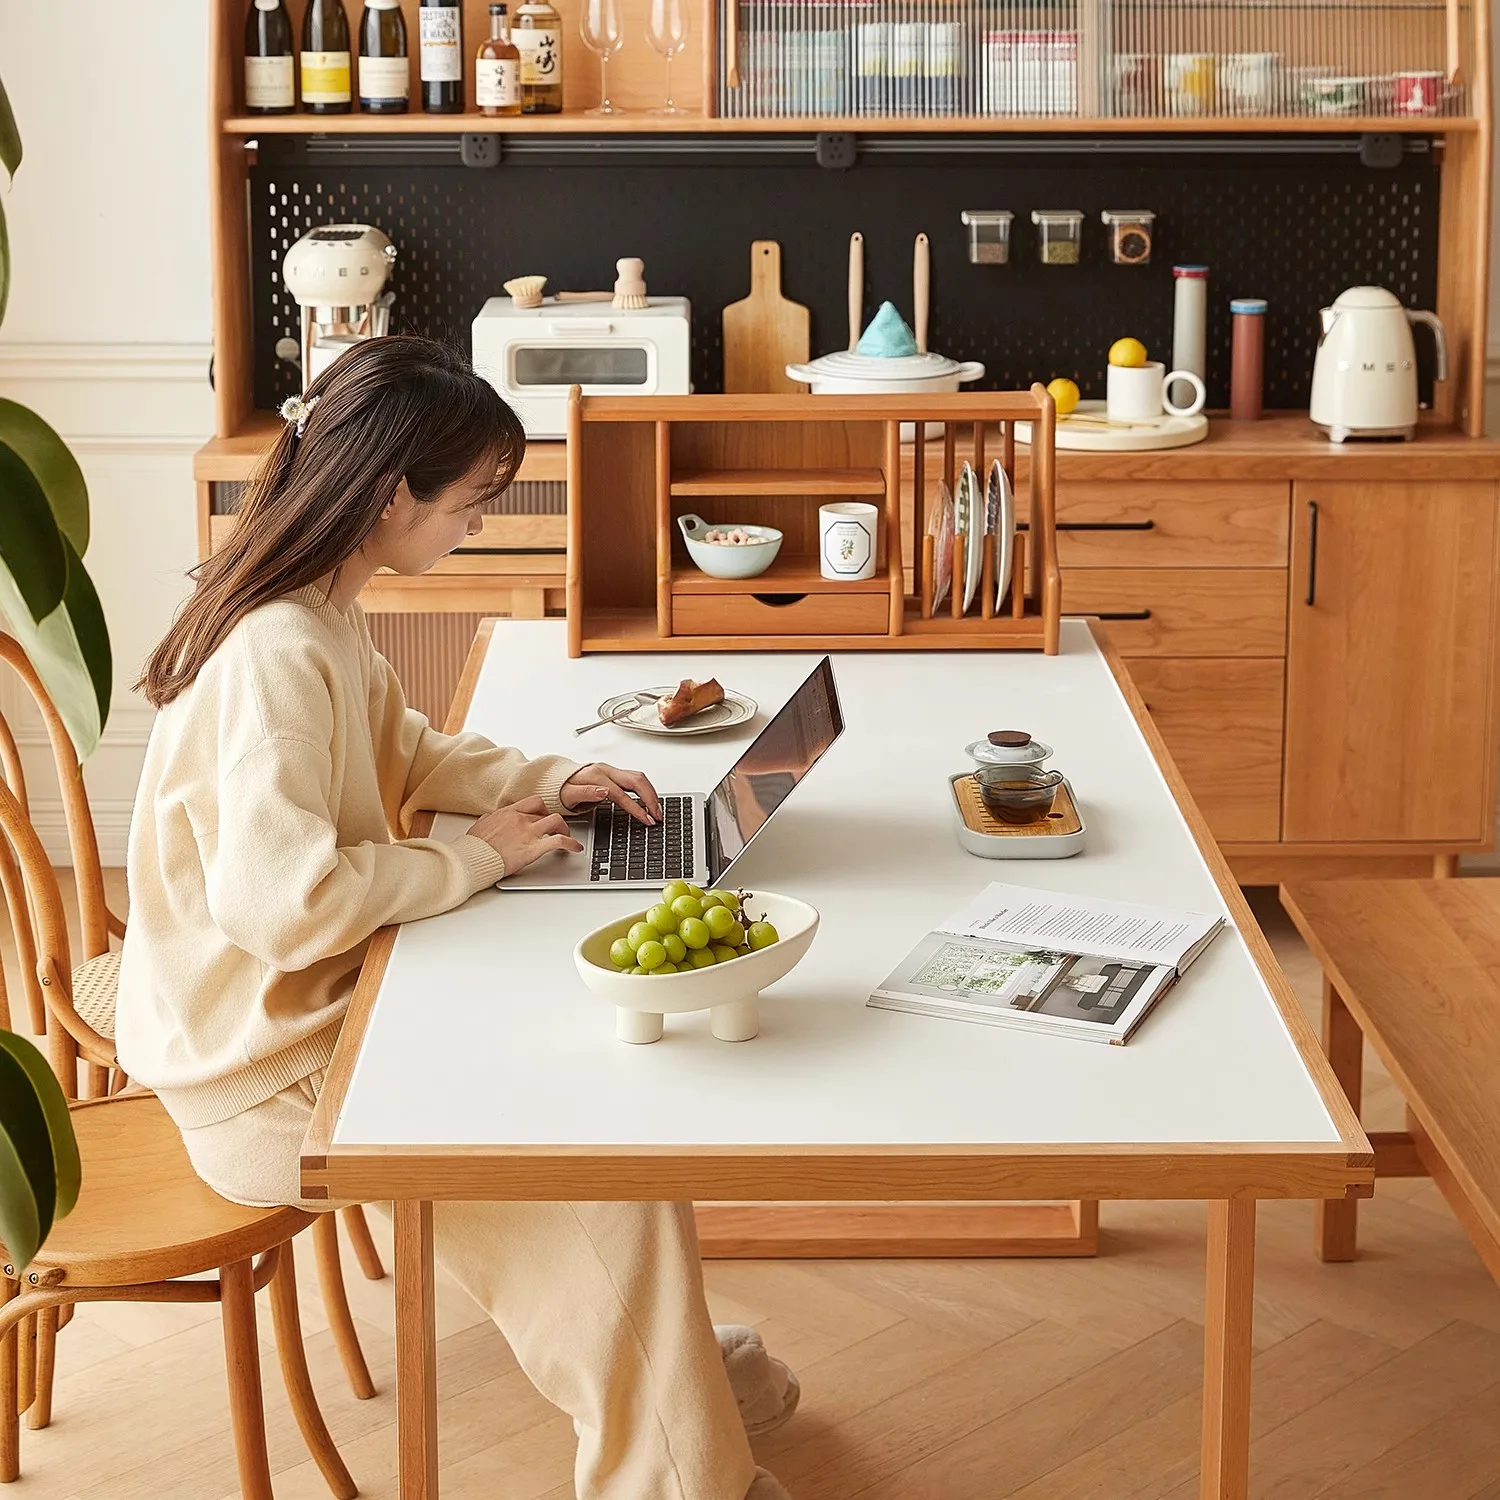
[116,585,578,1128]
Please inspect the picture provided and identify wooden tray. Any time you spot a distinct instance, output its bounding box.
[1013,400,1209,452]
[949,772,1087,859]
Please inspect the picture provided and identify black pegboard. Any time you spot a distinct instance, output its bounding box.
[251,136,1439,412]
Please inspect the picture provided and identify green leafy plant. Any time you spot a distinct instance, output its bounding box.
[0,1029,79,1273]
[0,74,110,758]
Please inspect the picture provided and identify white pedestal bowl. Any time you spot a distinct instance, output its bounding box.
[573,892,820,1043]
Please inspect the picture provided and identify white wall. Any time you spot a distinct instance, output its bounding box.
[0,2,212,861]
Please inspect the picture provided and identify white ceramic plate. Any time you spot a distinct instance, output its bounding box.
[957,462,983,615]
[990,460,1015,611]
[595,686,757,737]
[929,479,954,611]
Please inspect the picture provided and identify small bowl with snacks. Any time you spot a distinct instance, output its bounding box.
[574,885,819,1043]
[678,513,784,580]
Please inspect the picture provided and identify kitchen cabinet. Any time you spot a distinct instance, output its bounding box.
[1284,481,1499,844]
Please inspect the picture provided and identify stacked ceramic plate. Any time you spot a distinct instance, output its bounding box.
[928,459,1016,615]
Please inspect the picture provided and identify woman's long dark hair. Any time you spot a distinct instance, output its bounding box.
[139,336,524,708]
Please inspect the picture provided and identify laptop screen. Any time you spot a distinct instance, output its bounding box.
[706,657,843,882]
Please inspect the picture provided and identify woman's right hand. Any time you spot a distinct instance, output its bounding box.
[468,795,582,875]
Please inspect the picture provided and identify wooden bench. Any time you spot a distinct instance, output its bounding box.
[1281,879,1500,1279]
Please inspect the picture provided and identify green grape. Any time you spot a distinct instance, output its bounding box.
[626,922,656,954]
[706,889,740,911]
[703,905,738,940]
[636,939,667,970]
[747,921,779,950]
[661,880,693,904]
[699,892,725,912]
[629,965,648,975]
[711,944,739,964]
[722,920,746,948]
[679,916,711,950]
[662,933,687,963]
[688,947,717,969]
[687,884,705,900]
[653,960,679,974]
[609,937,635,968]
[670,895,703,922]
[646,903,679,936]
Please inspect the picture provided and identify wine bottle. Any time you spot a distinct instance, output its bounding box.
[301,0,352,114]
[477,4,523,117]
[245,0,295,115]
[419,0,464,113]
[359,0,410,112]
[515,0,564,114]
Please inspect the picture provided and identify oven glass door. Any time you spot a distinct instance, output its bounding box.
[510,343,654,390]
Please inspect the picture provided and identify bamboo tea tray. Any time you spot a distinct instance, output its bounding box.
[949,772,1087,859]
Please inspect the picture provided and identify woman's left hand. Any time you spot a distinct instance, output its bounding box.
[561,764,663,825]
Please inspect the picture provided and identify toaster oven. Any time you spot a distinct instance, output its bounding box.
[471,296,692,439]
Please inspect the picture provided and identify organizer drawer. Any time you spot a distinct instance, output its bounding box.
[1127,657,1285,843]
[1064,569,1287,656]
[673,590,889,637]
[1051,482,1290,568]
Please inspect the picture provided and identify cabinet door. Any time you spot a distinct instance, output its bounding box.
[1285,482,1498,843]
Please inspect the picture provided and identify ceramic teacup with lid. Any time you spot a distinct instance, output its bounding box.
[963,729,1053,775]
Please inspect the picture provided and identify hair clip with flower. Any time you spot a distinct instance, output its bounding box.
[279,394,320,438]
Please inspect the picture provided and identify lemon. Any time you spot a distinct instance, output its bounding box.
[1109,337,1148,368]
[1046,377,1080,417]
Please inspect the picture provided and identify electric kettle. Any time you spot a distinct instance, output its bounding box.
[1310,286,1447,443]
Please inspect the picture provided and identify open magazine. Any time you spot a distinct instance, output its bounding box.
[869,883,1225,1045]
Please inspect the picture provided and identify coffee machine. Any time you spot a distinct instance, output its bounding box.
[282,224,398,389]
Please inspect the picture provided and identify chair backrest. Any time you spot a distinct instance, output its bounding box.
[0,776,119,1097]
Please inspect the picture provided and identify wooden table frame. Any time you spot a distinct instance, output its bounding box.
[301,621,1371,1500]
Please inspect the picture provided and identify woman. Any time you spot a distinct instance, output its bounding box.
[117,336,797,1500]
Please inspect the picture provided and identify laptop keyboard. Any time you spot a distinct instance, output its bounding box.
[590,795,696,883]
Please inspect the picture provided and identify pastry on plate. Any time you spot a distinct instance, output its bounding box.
[659,678,725,727]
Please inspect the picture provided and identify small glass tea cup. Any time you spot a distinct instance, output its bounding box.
[974,766,1064,824]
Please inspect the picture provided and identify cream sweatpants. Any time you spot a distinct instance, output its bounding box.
[181,1073,759,1500]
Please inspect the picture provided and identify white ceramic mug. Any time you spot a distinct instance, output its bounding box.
[819,502,879,581]
[1107,361,1206,422]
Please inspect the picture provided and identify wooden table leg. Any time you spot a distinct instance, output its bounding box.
[395,1200,439,1500]
[1200,1199,1255,1500]
[1317,978,1363,1262]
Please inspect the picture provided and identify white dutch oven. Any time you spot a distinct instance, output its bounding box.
[786,349,985,395]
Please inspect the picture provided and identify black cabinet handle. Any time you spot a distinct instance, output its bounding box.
[1305,501,1320,607]
[1095,608,1153,621]
[1056,520,1157,532]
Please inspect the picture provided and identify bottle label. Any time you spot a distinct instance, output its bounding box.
[254,0,281,10]
[366,0,400,8]
[359,54,410,99]
[301,50,352,103]
[477,57,522,107]
[516,28,560,85]
[246,54,295,107]
[420,8,463,81]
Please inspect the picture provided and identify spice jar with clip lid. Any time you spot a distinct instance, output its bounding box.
[964,728,1053,773]
[1101,209,1155,265]
[1031,210,1083,265]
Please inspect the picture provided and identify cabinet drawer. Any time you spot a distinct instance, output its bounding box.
[674,590,889,637]
[1129,658,1285,843]
[1065,569,1287,656]
[1051,482,1289,567]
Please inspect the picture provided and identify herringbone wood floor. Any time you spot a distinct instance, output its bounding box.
[5,877,1499,1500]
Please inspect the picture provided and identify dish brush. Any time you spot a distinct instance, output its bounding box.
[612,258,648,310]
[504,274,547,309]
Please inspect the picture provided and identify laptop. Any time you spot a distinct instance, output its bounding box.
[501,657,843,891]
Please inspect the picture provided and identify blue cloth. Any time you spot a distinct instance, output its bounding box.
[855,301,919,358]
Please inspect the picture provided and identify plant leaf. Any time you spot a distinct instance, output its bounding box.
[0,1046,49,1273]
[0,440,66,622]
[0,402,88,553]
[0,193,8,330]
[0,534,109,758]
[0,1031,79,1221]
[0,76,20,182]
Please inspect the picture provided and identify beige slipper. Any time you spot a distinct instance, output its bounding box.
[715,1324,801,1438]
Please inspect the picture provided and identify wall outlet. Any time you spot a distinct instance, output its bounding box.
[461,134,502,169]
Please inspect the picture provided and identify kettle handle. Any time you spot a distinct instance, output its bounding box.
[1406,310,1448,384]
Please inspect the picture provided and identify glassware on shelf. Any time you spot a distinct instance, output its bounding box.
[580,0,626,115]
[1032,210,1083,265]
[1162,52,1215,116]
[1101,210,1154,265]
[647,0,690,114]
[1218,52,1278,115]
[961,210,1013,265]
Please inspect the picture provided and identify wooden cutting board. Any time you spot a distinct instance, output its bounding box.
[722,240,811,394]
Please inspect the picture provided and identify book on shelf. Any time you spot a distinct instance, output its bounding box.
[868,882,1224,1045]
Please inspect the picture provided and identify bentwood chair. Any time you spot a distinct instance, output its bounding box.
[0,633,379,1432]
[0,779,357,1497]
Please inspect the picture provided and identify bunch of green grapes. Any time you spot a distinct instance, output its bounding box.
[605,883,780,975]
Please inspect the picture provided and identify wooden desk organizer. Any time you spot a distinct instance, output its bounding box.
[565,388,1060,655]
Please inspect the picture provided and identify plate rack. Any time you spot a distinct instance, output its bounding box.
[566,388,1060,655]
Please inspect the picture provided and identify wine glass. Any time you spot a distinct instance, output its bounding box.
[647,0,691,115]
[580,0,627,116]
